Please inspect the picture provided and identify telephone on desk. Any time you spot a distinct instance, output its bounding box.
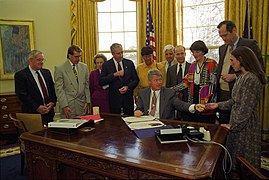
[155,124,207,144]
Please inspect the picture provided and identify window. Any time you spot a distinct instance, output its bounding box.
[178,0,224,63]
[97,0,137,66]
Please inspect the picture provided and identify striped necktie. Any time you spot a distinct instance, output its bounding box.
[72,64,78,83]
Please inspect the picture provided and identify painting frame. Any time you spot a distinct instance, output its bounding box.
[0,19,35,80]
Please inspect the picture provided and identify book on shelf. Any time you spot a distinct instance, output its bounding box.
[48,119,87,128]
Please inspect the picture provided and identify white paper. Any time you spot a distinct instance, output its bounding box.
[122,115,155,123]
[126,120,165,130]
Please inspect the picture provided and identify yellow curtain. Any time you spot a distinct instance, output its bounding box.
[225,0,269,140]
[137,0,177,63]
[70,0,98,71]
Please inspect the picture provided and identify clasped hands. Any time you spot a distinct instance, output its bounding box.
[196,103,219,112]
[37,102,55,115]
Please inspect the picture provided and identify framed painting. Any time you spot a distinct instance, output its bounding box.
[0,19,35,80]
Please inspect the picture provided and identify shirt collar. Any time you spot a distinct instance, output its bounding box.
[232,36,240,50]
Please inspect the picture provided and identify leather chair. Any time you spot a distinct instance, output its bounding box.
[236,156,268,179]
[9,113,44,175]
[9,113,27,175]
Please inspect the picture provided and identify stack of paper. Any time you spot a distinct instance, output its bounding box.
[48,119,87,128]
[122,116,165,130]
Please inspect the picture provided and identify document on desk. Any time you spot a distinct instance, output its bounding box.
[122,116,165,130]
[122,115,155,123]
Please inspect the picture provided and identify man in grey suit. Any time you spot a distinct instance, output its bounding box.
[134,69,205,120]
[166,45,191,120]
[54,45,91,118]
[216,20,265,124]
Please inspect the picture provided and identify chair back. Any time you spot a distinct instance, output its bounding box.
[236,156,268,179]
[9,113,28,133]
[15,113,43,133]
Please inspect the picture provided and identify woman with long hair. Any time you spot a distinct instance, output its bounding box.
[206,46,266,176]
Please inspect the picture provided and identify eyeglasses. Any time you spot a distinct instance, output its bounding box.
[34,58,46,63]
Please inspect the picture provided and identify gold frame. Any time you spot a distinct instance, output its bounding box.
[0,19,35,80]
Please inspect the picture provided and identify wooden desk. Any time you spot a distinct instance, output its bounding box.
[21,113,228,179]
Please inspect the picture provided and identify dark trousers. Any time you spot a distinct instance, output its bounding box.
[217,90,231,124]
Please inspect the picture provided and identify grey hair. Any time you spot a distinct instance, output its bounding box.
[28,50,43,60]
[110,43,123,53]
[148,68,162,80]
[163,44,174,53]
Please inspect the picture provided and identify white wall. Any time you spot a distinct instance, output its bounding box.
[0,0,70,93]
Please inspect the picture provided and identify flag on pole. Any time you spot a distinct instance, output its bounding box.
[146,2,156,61]
[242,0,253,39]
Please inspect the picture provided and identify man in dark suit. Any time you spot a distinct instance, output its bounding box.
[99,43,139,116]
[15,50,57,125]
[166,45,191,120]
[216,20,265,124]
[135,69,205,120]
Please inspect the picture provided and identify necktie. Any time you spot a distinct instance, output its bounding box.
[177,64,182,83]
[72,64,78,83]
[117,62,122,81]
[36,71,49,104]
[168,62,171,68]
[149,91,157,116]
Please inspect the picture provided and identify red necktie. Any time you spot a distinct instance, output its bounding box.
[117,62,122,81]
[36,71,49,104]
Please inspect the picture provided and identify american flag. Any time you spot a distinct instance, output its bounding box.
[146,2,156,61]
[242,0,253,39]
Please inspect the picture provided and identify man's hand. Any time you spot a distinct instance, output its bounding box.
[114,70,124,77]
[134,110,143,117]
[37,105,49,115]
[195,104,205,112]
[84,103,90,115]
[205,103,218,110]
[221,74,236,82]
[119,86,128,94]
[63,106,72,119]
[221,124,231,130]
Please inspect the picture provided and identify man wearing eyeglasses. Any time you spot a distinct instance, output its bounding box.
[15,50,57,125]
[54,45,91,119]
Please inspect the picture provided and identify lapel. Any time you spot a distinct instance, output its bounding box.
[121,59,127,80]
[77,63,84,91]
[184,62,191,76]
[217,44,229,76]
[109,58,117,73]
[26,67,42,98]
[159,88,165,118]
[40,69,49,90]
[145,88,151,113]
[64,61,78,90]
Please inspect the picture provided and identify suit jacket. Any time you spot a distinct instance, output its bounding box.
[166,62,191,102]
[15,67,57,123]
[217,37,264,93]
[159,59,177,84]
[54,60,91,118]
[136,87,191,120]
[99,58,139,115]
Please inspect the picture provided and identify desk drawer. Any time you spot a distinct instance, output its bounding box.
[0,93,21,135]
[0,122,16,134]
